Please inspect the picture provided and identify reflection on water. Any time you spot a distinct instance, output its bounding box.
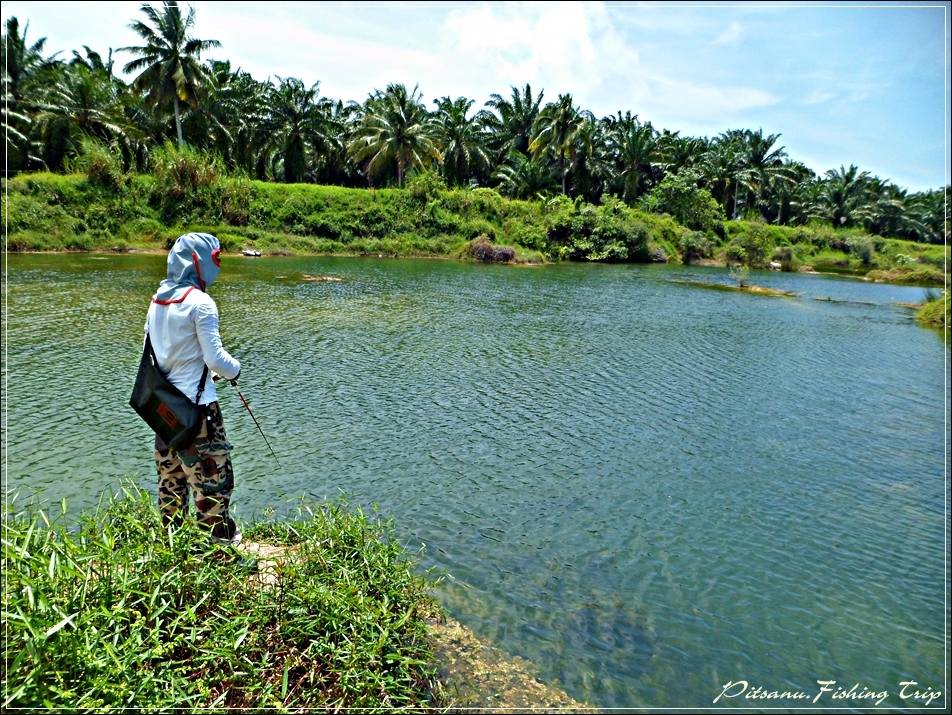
[3,254,947,709]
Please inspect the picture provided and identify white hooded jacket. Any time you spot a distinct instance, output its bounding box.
[144,233,241,406]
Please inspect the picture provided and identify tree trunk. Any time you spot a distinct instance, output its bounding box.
[560,152,566,194]
[174,96,184,148]
[398,156,405,188]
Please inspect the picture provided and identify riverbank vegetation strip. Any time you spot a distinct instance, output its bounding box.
[2,486,442,711]
[2,5,948,283]
[5,166,948,285]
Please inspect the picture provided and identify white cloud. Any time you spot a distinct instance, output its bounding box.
[713,21,744,46]
[3,1,781,136]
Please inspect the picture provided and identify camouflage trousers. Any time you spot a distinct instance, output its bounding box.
[154,401,239,542]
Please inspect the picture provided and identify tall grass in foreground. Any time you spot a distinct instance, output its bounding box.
[2,486,441,712]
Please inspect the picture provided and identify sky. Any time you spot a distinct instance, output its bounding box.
[4,1,950,192]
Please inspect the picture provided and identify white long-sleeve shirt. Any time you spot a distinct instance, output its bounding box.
[145,288,241,406]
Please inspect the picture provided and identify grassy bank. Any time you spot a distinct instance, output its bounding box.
[719,220,947,285]
[916,290,949,329]
[4,167,947,284]
[2,487,441,711]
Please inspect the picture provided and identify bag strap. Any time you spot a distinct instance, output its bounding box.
[146,309,210,405]
[194,365,209,404]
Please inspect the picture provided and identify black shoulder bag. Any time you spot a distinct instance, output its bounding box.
[129,328,209,452]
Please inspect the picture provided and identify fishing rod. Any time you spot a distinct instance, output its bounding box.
[215,375,281,467]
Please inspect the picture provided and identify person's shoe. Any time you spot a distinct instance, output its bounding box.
[212,529,243,546]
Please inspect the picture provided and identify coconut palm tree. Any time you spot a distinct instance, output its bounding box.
[348,83,439,187]
[432,96,491,187]
[70,46,115,76]
[119,1,220,148]
[529,93,588,195]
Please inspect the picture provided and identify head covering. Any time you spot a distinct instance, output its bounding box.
[154,232,222,304]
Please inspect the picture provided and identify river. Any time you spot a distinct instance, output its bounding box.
[2,253,947,709]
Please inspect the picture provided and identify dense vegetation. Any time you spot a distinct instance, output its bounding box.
[2,3,948,248]
[2,486,441,710]
[6,163,948,283]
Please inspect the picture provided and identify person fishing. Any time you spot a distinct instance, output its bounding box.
[144,232,243,544]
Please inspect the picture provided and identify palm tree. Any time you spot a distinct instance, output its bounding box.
[569,116,611,202]
[2,17,59,172]
[492,152,558,199]
[529,93,588,195]
[32,64,131,169]
[765,160,814,225]
[119,1,220,148]
[606,111,662,204]
[70,46,115,75]
[432,96,490,187]
[659,132,708,176]
[262,77,336,183]
[814,164,872,227]
[309,99,361,186]
[736,129,789,218]
[348,83,439,187]
[481,83,544,159]
[2,17,56,101]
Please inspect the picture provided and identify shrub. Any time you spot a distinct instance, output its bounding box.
[771,245,800,272]
[639,170,724,233]
[725,243,748,266]
[678,230,713,264]
[542,195,650,262]
[149,142,223,222]
[726,223,774,267]
[221,178,254,226]
[730,263,751,287]
[846,235,875,266]
[72,138,126,191]
[406,170,447,202]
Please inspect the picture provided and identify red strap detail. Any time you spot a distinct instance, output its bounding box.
[212,248,221,267]
[152,286,196,305]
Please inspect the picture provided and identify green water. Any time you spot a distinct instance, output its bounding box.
[2,254,948,709]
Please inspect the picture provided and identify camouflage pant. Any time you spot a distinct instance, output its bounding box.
[154,401,238,542]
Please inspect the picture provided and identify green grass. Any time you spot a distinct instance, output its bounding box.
[3,170,948,285]
[2,485,442,712]
[916,290,949,329]
[721,219,948,285]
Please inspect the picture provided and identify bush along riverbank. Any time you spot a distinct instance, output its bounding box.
[3,146,947,283]
[2,487,588,712]
[916,290,949,329]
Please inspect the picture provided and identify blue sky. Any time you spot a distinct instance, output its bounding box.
[5,1,950,192]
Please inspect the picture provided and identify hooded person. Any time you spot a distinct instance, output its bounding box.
[145,232,243,544]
